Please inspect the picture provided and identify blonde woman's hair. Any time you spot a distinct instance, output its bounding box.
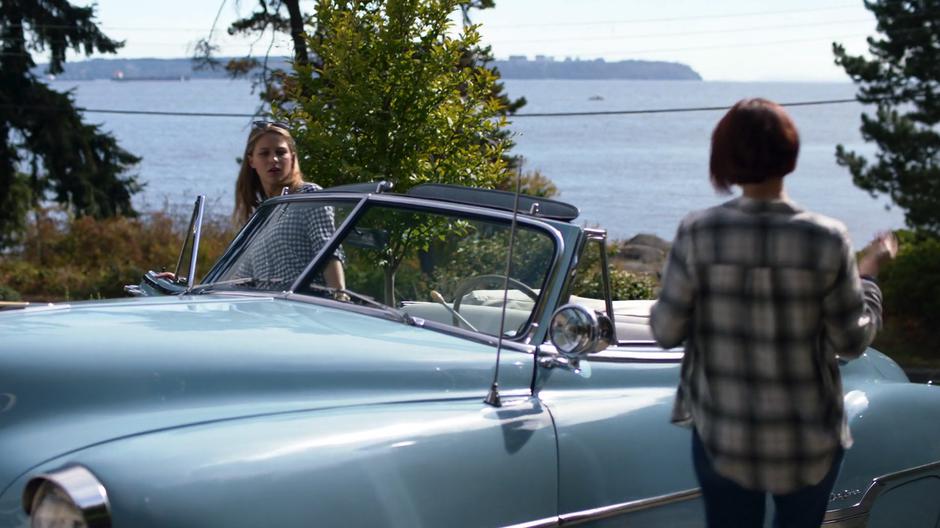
[234,123,305,226]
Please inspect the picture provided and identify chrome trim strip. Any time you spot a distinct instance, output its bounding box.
[822,459,940,525]
[1,302,70,313]
[590,349,685,362]
[558,488,702,526]
[502,461,940,528]
[501,516,559,528]
[23,465,111,528]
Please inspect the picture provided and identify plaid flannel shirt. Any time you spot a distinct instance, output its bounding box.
[650,196,883,494]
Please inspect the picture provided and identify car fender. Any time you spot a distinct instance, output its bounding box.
[826,382,940,527]
[2,397,558,528]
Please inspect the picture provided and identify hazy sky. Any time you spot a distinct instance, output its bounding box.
[70,0,877,82]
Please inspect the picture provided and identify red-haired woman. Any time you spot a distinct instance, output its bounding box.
[650,98,897,527]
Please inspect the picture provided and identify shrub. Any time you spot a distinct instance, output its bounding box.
[871,230,940,366]
[0,283,21,301]
[573,266,657,301]
[0,208,235,302]
[880,231,940,327]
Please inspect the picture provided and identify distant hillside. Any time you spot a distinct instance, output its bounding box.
[32,57,290,81]
[493,57,701,80]
[35,56,701,81]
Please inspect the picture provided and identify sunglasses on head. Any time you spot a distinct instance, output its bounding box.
[252,120,290,131]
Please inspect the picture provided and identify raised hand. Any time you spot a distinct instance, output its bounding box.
[858,231,899,278]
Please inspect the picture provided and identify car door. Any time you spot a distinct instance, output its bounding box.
[535,344,703,527]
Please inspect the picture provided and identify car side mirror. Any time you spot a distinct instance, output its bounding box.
[549,303,615,359]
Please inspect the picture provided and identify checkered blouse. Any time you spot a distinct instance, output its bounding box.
[650,196,883,494]
[232,183,343,290]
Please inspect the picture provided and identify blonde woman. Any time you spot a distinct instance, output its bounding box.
[235,121,313,225]
[231,122,345,291]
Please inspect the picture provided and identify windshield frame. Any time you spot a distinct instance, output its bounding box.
[297,194,566,342]
[199,191,567,343]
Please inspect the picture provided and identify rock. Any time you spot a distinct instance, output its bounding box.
[612,233,672,277]
[625,233,671,252]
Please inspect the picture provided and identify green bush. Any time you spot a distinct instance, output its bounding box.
[880,231,940,327]
[0,283,21,301]
[871,230,940,366]
[573,267,656,301]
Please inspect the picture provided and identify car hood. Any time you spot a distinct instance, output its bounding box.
[0,294,513,492]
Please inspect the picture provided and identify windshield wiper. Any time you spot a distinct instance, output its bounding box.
[185,277,256,295]
[305,284,416,325]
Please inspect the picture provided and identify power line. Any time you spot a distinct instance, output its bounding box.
[511,99,860,118]
[482,4,862,29]
[584,32,873,58]
[7,4,863,32]
[487,19,875,45]
[0,98,863,119]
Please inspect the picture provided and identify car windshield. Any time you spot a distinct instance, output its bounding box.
[293,201,558,338]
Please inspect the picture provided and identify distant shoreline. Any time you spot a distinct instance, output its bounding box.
[35,56,702,82]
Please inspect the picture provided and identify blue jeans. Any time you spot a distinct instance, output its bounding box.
[692,429,843,528]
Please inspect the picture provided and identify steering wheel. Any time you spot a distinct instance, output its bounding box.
[450,274,539,331]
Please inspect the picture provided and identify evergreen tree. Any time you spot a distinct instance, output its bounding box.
[0,0,141,246]
[833,0,940,235]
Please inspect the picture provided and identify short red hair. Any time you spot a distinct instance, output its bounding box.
[709,98,800,193]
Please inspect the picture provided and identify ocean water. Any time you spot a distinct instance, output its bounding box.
[52,78,903,245]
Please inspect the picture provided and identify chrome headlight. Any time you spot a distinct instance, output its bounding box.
[23,466,111,528]
[549,303,614,358]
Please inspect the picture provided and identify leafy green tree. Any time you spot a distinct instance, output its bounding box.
[272,0,520,302]
[281,0,513,191]
[833,0,940,235]
[0,0,141,246]
[200,0,553,195]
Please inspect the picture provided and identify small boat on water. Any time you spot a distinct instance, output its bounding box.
[111,70,190,81]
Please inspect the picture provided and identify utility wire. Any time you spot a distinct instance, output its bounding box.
[511,98,860,118]
[7,4,862,31]
[0,98,863,119]
[483,4,863,28]
[488,19,875,45]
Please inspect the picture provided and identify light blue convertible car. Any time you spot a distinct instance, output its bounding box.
[1,183,939,527]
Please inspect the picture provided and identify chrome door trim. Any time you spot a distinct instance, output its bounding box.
[590,347,685,363]
[500,516,559,528]
[559,488,702,526]
[501,458,940,528]
[501,488,702,528]
[822,459,940,526]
